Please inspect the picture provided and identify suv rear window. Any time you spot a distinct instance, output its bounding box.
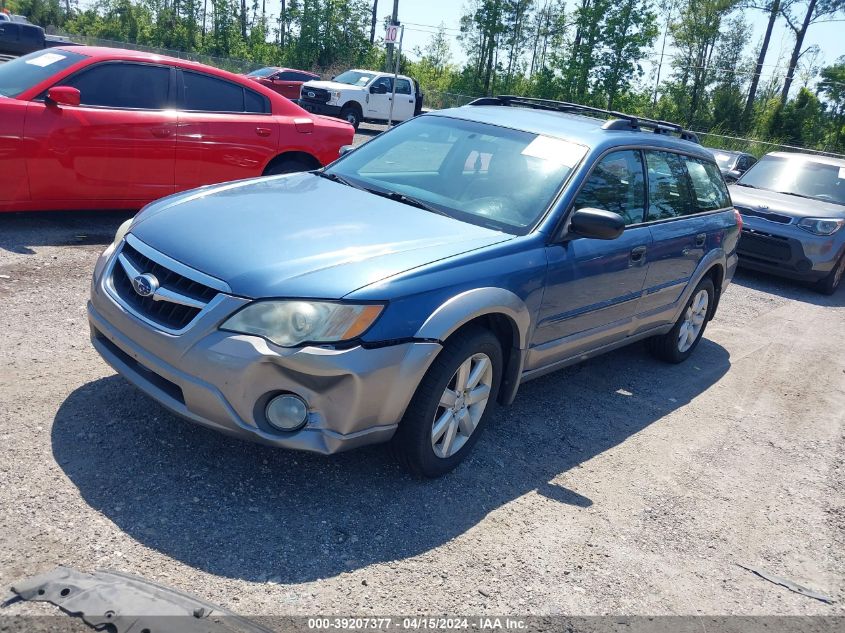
[0,49,86,97]
[681,156,731,212]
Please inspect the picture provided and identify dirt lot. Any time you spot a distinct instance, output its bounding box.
[0,198,843,619]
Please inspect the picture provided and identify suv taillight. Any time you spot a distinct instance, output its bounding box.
[733,208,743,231]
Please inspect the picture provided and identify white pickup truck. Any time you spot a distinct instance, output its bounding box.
[298,69,423,129]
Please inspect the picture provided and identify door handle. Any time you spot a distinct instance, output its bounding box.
[256,127,271,137]
[695,233,706,247]
[151,127,172,138]
[630,245,647,264]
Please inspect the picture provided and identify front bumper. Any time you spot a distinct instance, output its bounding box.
[298,100,343,117]
[736,216,845,281]
[87,248,441,454]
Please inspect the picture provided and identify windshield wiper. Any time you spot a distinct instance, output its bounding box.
[315,170,366,191]
[776,190,815,200]
[371,190,453,217]
[734,182,756,188]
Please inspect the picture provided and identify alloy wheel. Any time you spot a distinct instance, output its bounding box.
[431,353,493,459]
[678,289,709,353]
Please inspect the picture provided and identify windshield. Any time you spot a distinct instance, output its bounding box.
[0,49,86,97]
[246,67,277,78]
[711,151,736,170]
[333,70,376,86]
[327,115,587,234]
[738,155,845,206]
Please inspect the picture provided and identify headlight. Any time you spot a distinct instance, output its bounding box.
[330,90,341,102]
[220,301,384,347]
[796,217,845,236]
[112,218,133,247]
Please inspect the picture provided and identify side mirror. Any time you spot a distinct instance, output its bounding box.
[369,84,387,94]
[724,169,742,183]
[338,145,354,157]
[46,86,80,107]
[567,208,625,240]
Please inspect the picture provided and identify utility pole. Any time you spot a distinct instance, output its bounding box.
[385,0,399,71]
[370,0,378,44]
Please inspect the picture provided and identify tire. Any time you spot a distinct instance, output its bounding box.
[815,253,845,295]
[391,326,502,478]
[647,277,715,364]
[340,104,361,130]
[263,156,314,176]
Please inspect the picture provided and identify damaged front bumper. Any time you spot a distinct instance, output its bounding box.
[3,567,272,633]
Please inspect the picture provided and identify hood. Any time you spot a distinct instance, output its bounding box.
[729,185,845,220]
[130,174,511,299]
[302,80,364,92]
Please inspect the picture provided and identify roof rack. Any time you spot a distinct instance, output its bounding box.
[468,95,700,144]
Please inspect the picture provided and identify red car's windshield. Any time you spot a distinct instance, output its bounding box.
[0,49,86,97]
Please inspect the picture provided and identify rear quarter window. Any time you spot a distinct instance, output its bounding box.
[682,156,731,212]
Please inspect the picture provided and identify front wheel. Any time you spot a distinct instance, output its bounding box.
[391,327,502,478]
[340,104,361,130]
[647,277,714,364]
[815,254,845,295]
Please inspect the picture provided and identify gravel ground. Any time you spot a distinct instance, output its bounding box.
[0,197,843,619]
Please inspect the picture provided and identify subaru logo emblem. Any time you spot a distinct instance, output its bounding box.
[132,273,159,298]
[307,91,315,98]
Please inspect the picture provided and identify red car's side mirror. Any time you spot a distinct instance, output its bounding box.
[46,86,81,107]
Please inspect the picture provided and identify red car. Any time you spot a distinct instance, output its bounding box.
[0,47,354,213]
[245,66,320,100]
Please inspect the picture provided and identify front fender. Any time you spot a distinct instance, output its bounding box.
[415,287,532,348]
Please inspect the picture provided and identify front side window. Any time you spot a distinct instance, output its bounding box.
[573,150,646,225]
[327,115,587,234]
[62,62,170,109]
[645,151,694,220]
[681,156,731,212]
[0,49,86,97]
[737,155,845,206]
[372,77,392,92]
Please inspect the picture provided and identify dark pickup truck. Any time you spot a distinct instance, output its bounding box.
[0,19,77,56]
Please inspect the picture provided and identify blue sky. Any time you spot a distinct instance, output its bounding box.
[390,0,845,94]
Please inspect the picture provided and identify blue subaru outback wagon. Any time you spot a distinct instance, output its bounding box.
[88,97,740,477]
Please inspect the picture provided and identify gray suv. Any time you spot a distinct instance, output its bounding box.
[730,152,845,294]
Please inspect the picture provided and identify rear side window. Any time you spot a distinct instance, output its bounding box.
[63,62,170,109]
[244,89,268,113]
[681,156,731,212]
[182,71,269,113]
[395,78,412,95]
[574,150,646,225]
[645,151,694,220]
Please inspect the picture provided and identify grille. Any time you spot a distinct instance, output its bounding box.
[300,87,330,104]
[735,206,792,225]
[110,242,218,331]
[738,229,792,262]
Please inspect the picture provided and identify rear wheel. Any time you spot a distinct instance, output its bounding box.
[340,104,361,130]
[391,327,502,478]
[647,277,714,364]
[815,253,845,295]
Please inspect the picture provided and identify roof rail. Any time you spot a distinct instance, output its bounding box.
[468,95,700,144]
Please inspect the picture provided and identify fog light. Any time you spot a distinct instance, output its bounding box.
[265,394,308,431]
